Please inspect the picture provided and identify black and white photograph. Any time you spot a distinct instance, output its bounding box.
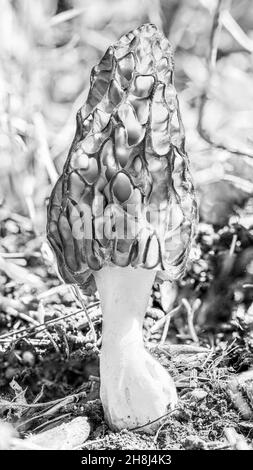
[0,0,253,458]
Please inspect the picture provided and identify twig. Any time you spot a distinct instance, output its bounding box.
[182,298,199,344]
[209,0,226,71]
[221,10,253,53]
[37,284,69,300]
[0,252,26,259]
[1,390,87,412]
[44,329,60,354]
[130,406,177,433]
[50,7,87,26]
[0,302,100,343]
[16,393,87,431]
[33,112,58,185]
[5,308,40,327]
[201,347,215,368]
[30,412,71,434]
[24,196,37,234]
[0,310,80,342]
[150,304,181,334]
[159,315,171,345]
[153,416,171,444]
[70,286,97,343]
[158,344,209,356]
[0,255,43,287]
[229,234,237,257]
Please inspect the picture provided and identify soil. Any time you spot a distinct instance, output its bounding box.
[0,213,253,450]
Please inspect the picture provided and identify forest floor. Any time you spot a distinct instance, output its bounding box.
[0,209,253,450]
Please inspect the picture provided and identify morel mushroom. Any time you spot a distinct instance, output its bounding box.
[47,24,198,433]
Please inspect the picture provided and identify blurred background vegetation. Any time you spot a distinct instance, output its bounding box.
[1,4,253,444]
[1,0,253,234]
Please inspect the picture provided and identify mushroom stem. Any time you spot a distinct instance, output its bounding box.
[94,266,178,433]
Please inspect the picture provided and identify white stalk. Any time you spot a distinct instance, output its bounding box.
[93,265,178,433]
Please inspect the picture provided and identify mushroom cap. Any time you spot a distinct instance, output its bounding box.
[47,24,198,294]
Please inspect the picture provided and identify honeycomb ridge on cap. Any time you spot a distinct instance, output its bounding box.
[47,23,198,295]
